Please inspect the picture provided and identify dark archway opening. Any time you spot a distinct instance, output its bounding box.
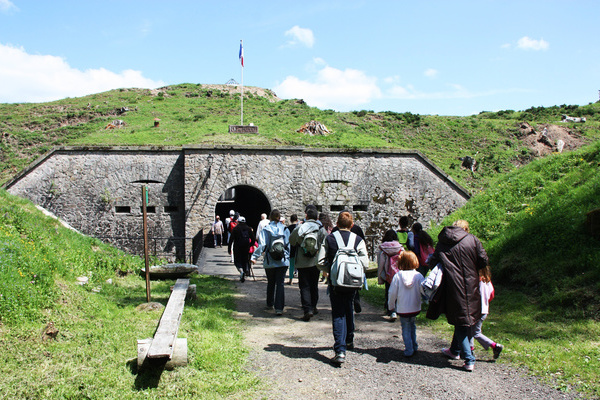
[214,185,271,236]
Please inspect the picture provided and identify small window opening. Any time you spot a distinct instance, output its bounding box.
[353,204,368,212]
[330,205,346,212]
[141,206,156,213]
[115,206,131,213]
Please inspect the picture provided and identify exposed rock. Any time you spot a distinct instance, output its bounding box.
[41,322,59,342]
[297,120,330,136]
[561,114,586,123]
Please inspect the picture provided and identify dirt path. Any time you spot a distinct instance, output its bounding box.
[199,247,579,400]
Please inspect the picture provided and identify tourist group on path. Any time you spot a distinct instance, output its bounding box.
[213,207,503,371]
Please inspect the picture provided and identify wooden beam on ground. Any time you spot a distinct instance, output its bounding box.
[146,278,189,359]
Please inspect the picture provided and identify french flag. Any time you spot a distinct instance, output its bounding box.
[239,41,244,67]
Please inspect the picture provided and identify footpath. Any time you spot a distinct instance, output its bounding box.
[198,246,579,400]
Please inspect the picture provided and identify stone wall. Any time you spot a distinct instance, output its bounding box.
[5,146,469,260]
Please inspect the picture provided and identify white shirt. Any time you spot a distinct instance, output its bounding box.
[256,218,269,240]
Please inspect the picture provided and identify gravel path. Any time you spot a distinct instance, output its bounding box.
[199,247,579,400]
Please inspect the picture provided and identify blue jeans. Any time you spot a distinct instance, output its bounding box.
[265,266,287,311]
[400,316,418,356]
[329,288,356,354]
[450,325,476,365]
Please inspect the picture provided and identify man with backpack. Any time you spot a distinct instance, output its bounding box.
[290,206,328,321]
[318,211,369,366]
[231,216,254,282]
[251,209,290,316]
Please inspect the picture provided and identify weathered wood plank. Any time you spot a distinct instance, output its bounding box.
[147,278,189,358]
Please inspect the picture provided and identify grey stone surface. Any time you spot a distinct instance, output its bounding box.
[5,146,469,259]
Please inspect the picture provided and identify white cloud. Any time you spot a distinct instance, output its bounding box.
[274,63,381,110]
[424,68,439,78]
[516,36,549,51]
[284,26,315,48]
[0,44,165,103]
[0,0,17,12]
[387,82,528,100]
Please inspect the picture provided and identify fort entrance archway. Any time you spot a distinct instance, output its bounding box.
[215,185,271,233]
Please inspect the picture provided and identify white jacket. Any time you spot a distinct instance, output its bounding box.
[388,269,424,315]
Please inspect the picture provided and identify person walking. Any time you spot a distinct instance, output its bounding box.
[318,211,369,365]
[255,213,269,241]
[376,229,404,319]
[290,207,327,321]
[231,216,254,282]
[387,251,424,357]
[470,265,504,358]
[286,214,299,285]
[251,209,290,316]
[429,219,488,372]
[211,215,224,248]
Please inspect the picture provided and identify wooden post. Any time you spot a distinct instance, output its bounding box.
[142,186,151,302]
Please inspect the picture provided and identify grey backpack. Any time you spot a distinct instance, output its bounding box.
[329,231,363,288]
[301,226,320,256]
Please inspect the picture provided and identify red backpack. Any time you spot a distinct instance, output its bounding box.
[418,242,434,267]
[228,220,238,233]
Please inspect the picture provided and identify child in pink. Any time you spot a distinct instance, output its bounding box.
[471,265,504,359]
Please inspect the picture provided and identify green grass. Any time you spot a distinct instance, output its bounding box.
[0,274,261,399]
[0,190,262,399]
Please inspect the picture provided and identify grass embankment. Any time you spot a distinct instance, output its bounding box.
[364,141,600,398]
[2,83,600,194]
[0,190,261,399]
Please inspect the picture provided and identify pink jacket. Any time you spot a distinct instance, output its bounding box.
[377,241,403,285]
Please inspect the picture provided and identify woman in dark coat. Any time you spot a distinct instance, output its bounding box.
[428,220,488,372]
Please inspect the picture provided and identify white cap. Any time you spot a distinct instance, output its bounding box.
[229,210,235,216]
[238,216,246,223]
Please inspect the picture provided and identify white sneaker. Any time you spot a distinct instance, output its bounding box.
[389,312,398,321]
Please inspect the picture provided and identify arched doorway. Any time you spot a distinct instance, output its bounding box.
[215,185,271,235]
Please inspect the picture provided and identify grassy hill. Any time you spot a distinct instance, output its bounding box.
[435,141,600,317]
[2,83,600,194]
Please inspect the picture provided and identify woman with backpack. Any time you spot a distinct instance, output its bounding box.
[251,209,290,316]
[318,211,369,366]
[377,229,404,320]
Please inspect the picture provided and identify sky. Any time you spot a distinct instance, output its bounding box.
[1,0,599,116]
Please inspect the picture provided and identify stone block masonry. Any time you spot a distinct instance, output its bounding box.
[5,146,469,259]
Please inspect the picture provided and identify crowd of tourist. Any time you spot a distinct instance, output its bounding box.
[211,207,502,370]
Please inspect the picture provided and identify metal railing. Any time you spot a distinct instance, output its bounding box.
[95,234,203,264]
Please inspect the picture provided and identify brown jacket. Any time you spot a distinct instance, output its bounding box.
[427,226,488,326]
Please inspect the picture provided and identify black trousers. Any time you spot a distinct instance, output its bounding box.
[297,266,320,314]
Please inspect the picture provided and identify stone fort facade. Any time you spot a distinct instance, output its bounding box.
[5,146,470,261]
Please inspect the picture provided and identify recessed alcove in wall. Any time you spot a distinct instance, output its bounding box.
[215,185,271,232]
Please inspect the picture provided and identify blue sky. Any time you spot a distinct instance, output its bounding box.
[1,0,599,116]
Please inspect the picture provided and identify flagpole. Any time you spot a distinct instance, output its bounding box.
[240,40,244,126]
